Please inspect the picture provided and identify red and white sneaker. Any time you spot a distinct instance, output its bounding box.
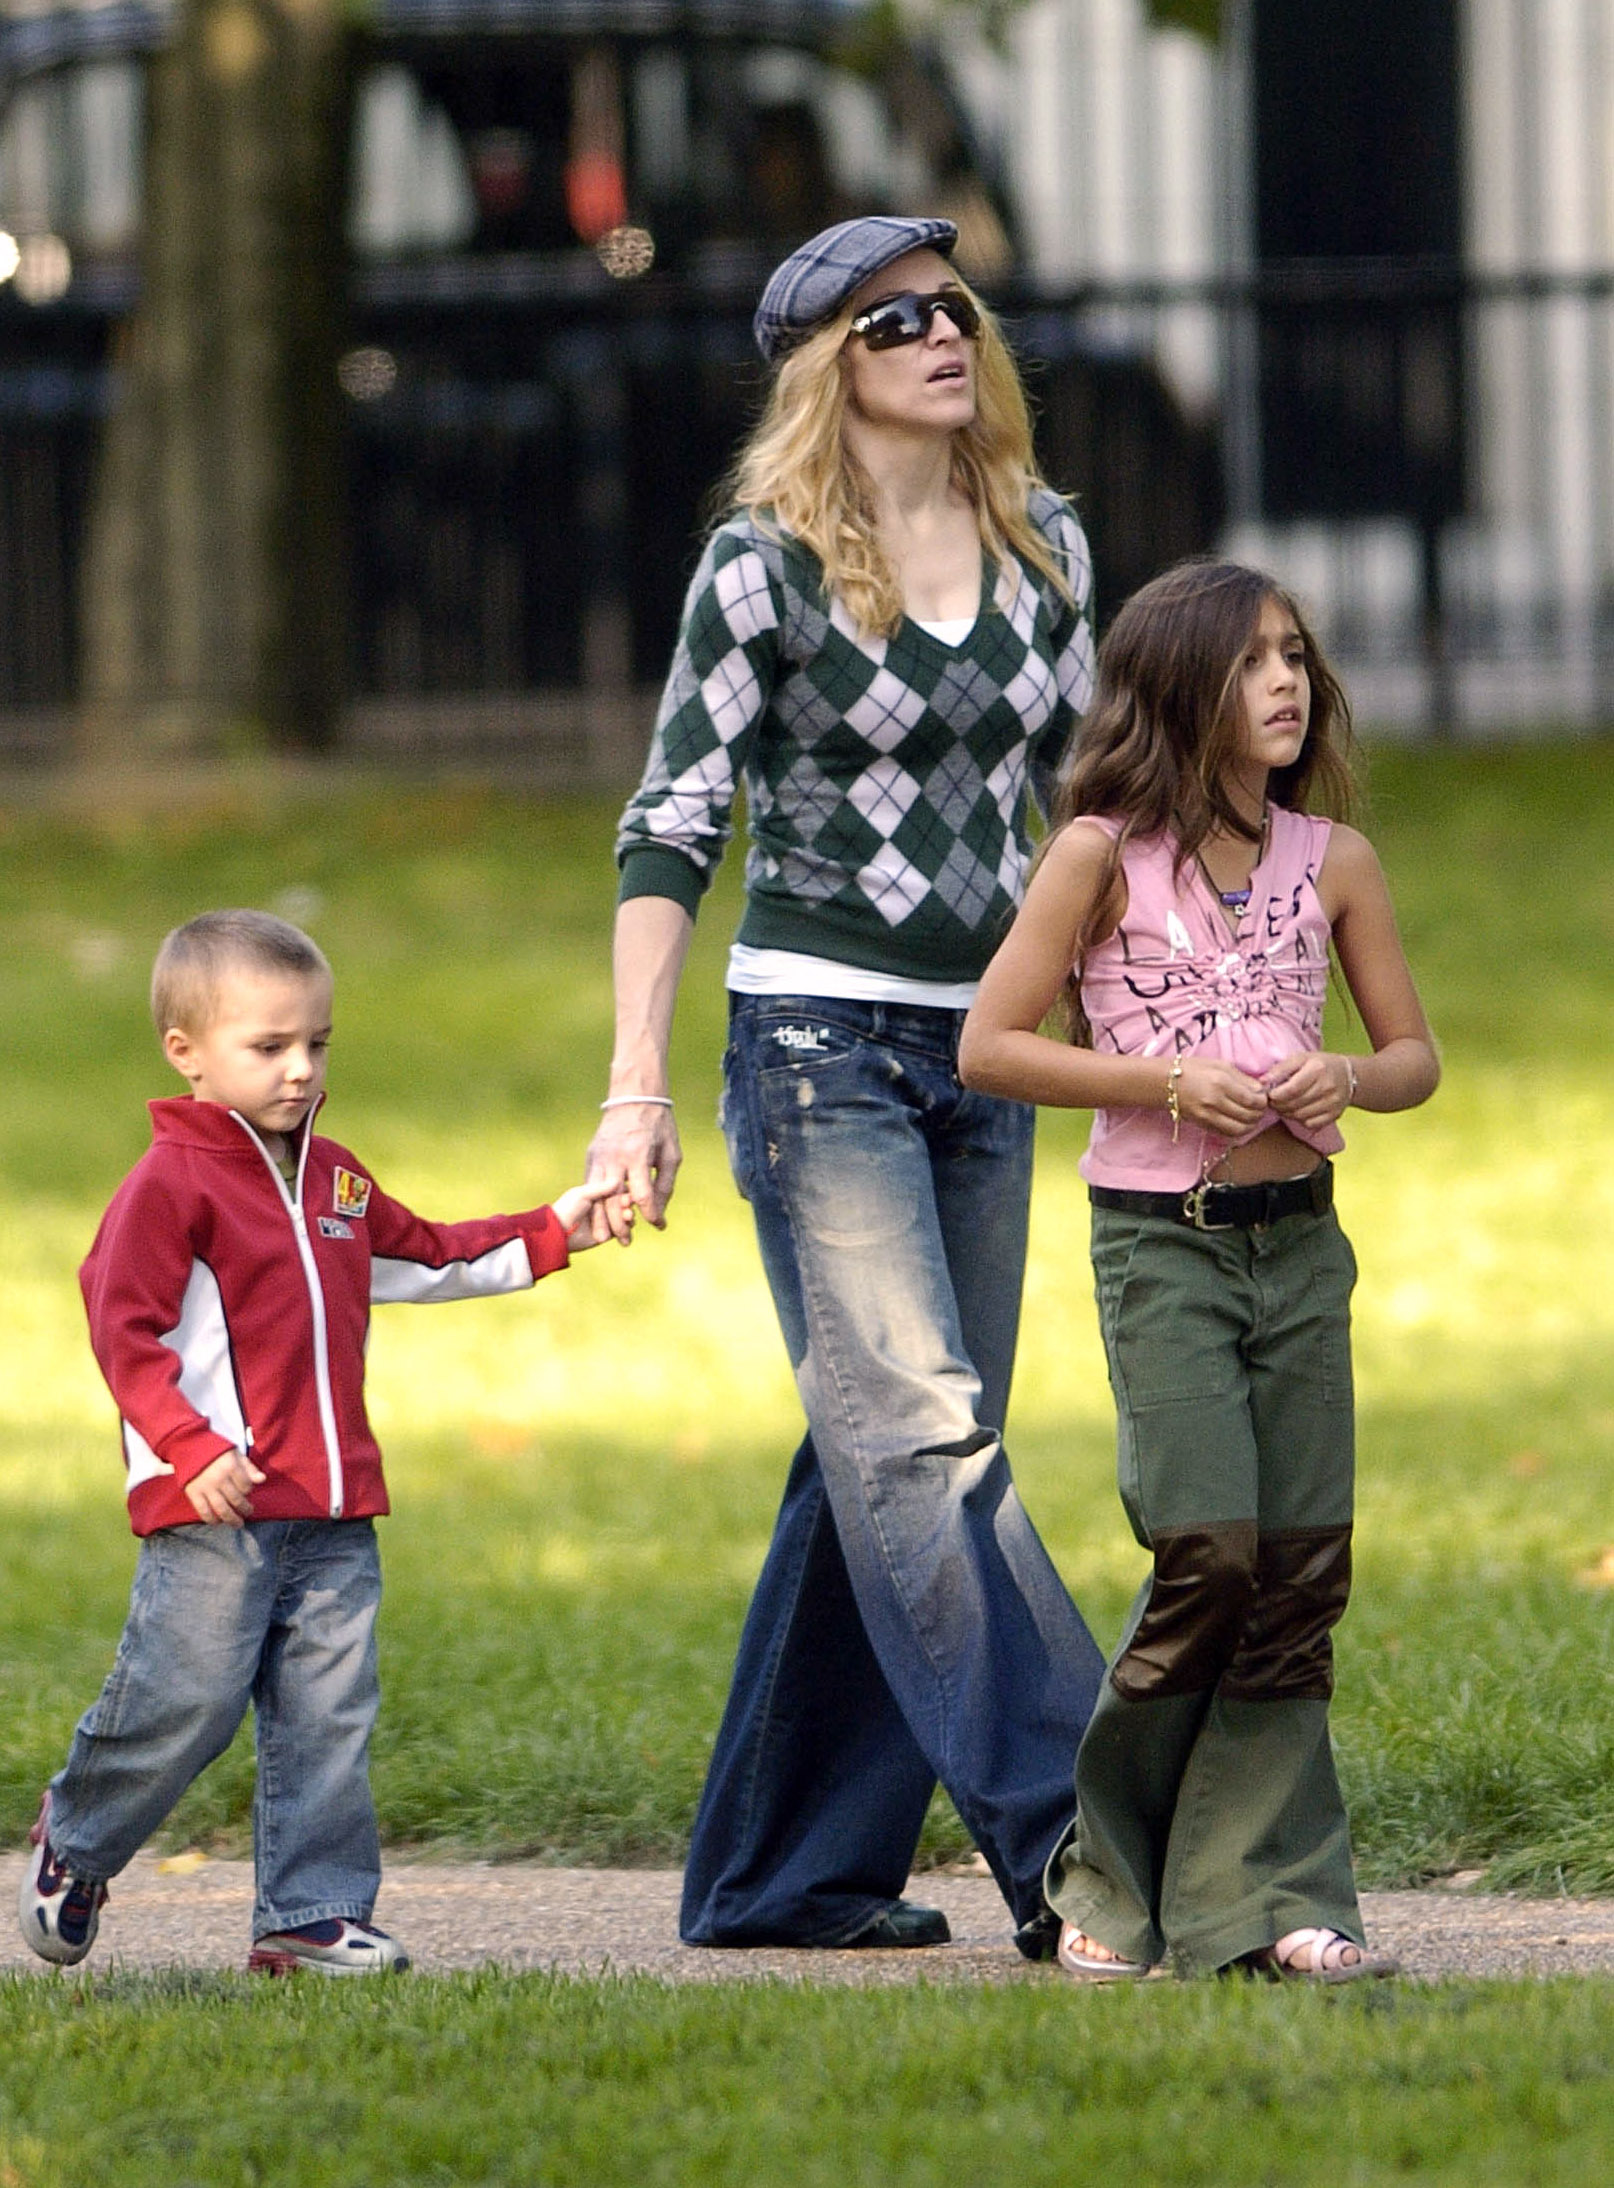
[18,1791,108,1967]
[248,1918,409,1976]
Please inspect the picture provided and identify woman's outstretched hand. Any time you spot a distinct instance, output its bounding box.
[587,895,696,1244]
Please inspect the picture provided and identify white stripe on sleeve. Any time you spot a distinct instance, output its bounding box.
[369,1237,535,1304]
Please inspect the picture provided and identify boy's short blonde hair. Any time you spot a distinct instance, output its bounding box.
[151,910,331,1035]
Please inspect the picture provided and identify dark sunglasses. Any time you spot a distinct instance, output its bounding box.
[847,288,982,351]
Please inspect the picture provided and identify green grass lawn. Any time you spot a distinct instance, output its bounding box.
[4,750,1614,1883]
[4,748,1614,2183]
[5,1969,1614,2187]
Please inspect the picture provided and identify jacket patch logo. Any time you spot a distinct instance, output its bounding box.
[332,1168,372,1219]
[318,1216,356,1240]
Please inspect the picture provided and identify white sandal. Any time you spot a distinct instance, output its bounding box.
[1056,1920,1156,1981]
[1266,1926,1400,1984]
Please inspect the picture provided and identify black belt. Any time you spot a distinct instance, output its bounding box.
[1090,1161,1334,1232]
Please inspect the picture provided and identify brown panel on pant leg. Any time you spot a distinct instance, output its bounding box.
[1111,1521,1259,1700]
[1220,1527,1353,1702]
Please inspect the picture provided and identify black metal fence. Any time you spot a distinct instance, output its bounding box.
[0,265,1219,763]
[6,258,1614,761]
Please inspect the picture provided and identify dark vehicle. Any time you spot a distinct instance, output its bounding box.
[0,0,1217,759]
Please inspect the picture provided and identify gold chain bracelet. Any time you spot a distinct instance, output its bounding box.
[1166,1054,1184,1143]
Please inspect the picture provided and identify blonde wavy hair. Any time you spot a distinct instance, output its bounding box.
[725,276,1074,637]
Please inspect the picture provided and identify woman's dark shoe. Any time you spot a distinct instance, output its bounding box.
[841,1899,951,1948]
[1013,1905,1063,1962]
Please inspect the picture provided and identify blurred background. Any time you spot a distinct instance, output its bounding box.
[0,0,1607,769]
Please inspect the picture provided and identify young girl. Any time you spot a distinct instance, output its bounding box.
[958,559,1439,1982]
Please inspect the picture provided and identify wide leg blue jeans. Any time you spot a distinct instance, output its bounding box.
[679,995,1104,1945]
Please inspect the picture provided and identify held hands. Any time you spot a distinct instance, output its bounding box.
[551,1177,629,1253]
[1262,1051,1356,1131]
[185,1448,266,1527]
[584,1100,683,1247]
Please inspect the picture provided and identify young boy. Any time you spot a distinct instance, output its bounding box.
[20,909,617,1975]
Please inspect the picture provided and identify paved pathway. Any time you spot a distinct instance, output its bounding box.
[7,1855,1614,1984]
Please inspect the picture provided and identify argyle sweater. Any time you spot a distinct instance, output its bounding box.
[616,490,1095,983]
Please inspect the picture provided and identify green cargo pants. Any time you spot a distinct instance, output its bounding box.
[1046,1197,1364,1976]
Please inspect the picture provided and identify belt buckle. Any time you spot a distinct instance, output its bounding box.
[1181,1183,1236,1231]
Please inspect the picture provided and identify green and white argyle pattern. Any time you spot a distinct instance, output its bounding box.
[617,489,1095,983]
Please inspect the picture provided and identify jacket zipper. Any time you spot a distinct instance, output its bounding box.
[236,1111,345,1518]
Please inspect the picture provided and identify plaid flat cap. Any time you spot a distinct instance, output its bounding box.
[752,215,959,362]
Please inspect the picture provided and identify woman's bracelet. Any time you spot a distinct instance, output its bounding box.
[599,1095,675,1111]
[1166,1055,1184,1143]
[1343,1059,1358,1106]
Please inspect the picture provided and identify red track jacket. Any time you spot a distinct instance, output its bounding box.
[80,1097,571,1535]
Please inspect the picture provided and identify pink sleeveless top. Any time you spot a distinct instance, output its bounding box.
[1077,806,1343,1189]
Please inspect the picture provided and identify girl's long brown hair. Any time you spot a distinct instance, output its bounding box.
[1045,558,1358,1036]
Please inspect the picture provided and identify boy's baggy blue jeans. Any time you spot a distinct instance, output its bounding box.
[679,994,1105,1946]
[46,1518,383,1940]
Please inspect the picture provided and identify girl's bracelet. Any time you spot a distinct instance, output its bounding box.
[1166,1054,1184,1143]
[1343,1059,1358,1106]
[599,1095,675,1110]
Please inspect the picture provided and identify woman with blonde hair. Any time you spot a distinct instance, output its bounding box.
[589,216,1105,1953]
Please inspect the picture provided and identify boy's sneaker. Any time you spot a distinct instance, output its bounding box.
[248,1918,410,1976]
[18,1791,108,1966]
